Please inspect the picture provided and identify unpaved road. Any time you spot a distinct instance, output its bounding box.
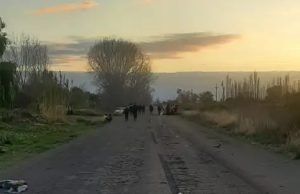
[1,115,262,194]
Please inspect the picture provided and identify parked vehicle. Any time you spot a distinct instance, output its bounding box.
[113,107,125,116]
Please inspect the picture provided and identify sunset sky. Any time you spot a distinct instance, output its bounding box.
[1,0,300,72]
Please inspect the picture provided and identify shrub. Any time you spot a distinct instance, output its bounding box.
[76,117,104,126]
[70,109,103,117]
[0,132,14,146]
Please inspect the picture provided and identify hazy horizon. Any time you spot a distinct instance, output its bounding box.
[63,71,300,101]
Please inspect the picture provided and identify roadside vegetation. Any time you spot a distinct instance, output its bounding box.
[0,114,105,169]
[0,18,107,169]
[177,72,300,159]
[0,17,153,169]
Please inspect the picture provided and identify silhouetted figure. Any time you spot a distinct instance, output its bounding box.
[149,105,154,114]
[142,105,145,114]
[173,104,178,114]
[132,104,138,121]
[157,105,162,115]
[129,105,133,115]
[166,104,171,115]
[124,106,129,121]
[138,105,142,114]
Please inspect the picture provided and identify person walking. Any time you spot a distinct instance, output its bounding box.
[132,104,138,121]
[165,103,170,115]
[149,104,154,115]
[124,106,129,121]
[142,105,145,114]
[138,105,142,115]
[157,105,162,115]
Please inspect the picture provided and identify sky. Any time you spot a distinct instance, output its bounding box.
[1,0,300,72]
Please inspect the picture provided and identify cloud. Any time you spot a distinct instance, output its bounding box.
[50,55,86,65]
[47,32,240,64]
[32,1,98,15]
[47,36,92,65]
[139,33,240,59]
[47,36,92,63]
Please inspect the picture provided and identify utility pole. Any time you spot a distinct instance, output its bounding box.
[221,81,225,101]
[215,84,219,102]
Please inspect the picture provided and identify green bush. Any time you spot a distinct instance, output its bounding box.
[0,132,14,145]
[75,117,104,126]
[250,128,286,145]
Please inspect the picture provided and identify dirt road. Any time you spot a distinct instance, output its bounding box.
[1,115,262,194]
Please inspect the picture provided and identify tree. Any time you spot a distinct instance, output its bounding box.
[0,62,16,108]
[286,92,300,126]
[199,91,214,104]
[3,34,49,88]
[69,87,88,108]
[266,85,282,102]
[0,17,7,59]
[88,38,152,110]
[0,18,17,108]
[87,92,99,108]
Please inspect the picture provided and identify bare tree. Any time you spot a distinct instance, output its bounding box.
[88,38,152,110]
[4,34,49,88]
[0,17,8,59]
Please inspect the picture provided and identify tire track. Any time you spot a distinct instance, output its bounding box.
[155,117,260,194]
[158,154,180,194]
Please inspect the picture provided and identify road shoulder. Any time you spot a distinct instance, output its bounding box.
[166,116,300,194]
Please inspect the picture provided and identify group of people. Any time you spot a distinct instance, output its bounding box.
[123,104,146,121]
[123,103,178,122]
[148,104,164,115]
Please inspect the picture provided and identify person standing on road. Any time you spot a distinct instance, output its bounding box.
[124,106,129,121]
[138,105,142,115]
[165,103,170,115]
[149,104,154,115]
[157,105,162,115]
[132,104,138,121]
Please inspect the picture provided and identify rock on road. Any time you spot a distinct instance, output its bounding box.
[1,115,261,194]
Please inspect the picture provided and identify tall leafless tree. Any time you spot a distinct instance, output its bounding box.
[0,17,8,59]
[3,34,49,88]
[88,38,152,110]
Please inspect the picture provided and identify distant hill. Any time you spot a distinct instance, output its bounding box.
[62,71,300,101]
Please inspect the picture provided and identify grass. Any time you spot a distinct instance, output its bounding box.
[68,109,104,117]
[0,116,105,170]
[182,107,300,159]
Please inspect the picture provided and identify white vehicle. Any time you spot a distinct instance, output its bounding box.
[113,107,125,116]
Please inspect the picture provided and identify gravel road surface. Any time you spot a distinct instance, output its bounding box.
[0,115,262,194]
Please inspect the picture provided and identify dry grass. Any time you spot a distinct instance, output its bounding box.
[284,128,300,157]
[236,115,278,135]
[201,110,238,128]
[182,101,300,157]
[40,104,66,122]
[195,107,300,155]
[198,109,280,136]
[181,110,200,117]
